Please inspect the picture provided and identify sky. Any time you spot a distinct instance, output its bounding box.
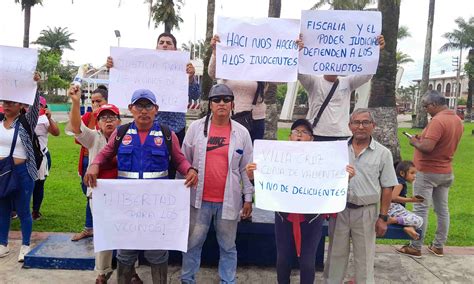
[0,0,472,87]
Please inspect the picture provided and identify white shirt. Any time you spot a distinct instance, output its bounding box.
[298,74,372,137]
[35,115,50,151]
[0,121,27,159]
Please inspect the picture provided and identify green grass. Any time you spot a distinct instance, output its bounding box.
[11,123,474,246]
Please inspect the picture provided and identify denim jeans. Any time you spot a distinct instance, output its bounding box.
[181,202,238,284]
[410,171,454,250]
[32,151,51,212]
[0,163,34,246]
[81,156,93,229]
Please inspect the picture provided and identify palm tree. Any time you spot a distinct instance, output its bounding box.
[263,0,282,140]
[413,0,436,128]
[368,0,402,162]
[32,26,76,55]
[181,40,208,60]
[396,51,414,65]
[397,25,413,66]
[199,0,216,116]
[147,0,184,33]
[439,17,474,121]
[311,0,374,10]
[15,0,43,48]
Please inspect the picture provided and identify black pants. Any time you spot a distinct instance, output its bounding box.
[313,135,350,142]
[167,127,185,179]
[275,212,324,284]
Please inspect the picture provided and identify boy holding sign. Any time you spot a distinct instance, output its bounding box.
[245,119,354,284]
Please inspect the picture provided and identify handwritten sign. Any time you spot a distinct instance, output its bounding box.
[216,16,300,82]
[253,140,349,214]
[92,179,190,252]
[0,45,38,105]
[299,10,381,76]
[109,47,189,111]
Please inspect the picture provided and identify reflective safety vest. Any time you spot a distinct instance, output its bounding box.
[117,122,170,179]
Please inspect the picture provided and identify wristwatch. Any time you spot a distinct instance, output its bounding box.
[378,214,389,222]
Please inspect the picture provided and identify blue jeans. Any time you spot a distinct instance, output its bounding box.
[0,163,34,246]
[81,156,93,229]
[181,202,238,284]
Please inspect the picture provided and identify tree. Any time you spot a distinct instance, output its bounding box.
[368,0,402,162]
[396,51,414,65]
[263,0,281,140]
[147,0,184,33]
[36,49,71,94]
[32,26,76,55]
[439,17,474,121]
[396,25,413,66]
[199,0,216,118]
[15,0,43,48]
[311,0,374,10]
[413,0,436,128]
[181,40,208,60]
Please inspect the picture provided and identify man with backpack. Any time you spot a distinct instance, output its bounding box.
[84,89,198,284]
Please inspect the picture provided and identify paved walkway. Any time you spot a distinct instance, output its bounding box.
[1,232,473,283]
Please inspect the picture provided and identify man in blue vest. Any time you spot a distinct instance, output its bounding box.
[85,89,198,284]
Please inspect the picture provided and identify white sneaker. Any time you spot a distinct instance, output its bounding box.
[18,245,31,262]
[0,245,9,258]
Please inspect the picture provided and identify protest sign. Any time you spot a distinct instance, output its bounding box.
[109,47,189,111]
[299,10,382,75]
[253,140,349,214]
[216,16,300,82]
[0,45,38,105]
[92,179,190,252]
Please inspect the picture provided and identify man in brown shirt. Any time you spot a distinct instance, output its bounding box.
[397,90,463,258]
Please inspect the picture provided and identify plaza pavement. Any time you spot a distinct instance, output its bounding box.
[1,231,473,283]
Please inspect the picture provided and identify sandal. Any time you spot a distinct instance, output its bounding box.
[71,229,93,241]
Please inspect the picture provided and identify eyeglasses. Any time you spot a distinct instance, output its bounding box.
[291,129,312,136]
[133,104,155,111]
[422,103,432,109]
[98,115,118,122]
[210,96,233,104]
[350,120,373,127]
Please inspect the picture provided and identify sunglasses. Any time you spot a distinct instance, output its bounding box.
[210,96,233,104]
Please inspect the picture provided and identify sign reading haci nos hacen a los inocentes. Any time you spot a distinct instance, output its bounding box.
[299,10,382,76]
[216,16,300,82]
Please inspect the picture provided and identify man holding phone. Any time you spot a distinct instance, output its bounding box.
[399,91,463,258]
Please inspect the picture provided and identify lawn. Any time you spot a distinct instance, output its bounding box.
[12,123,474,246]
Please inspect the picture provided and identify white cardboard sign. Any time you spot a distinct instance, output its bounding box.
[108,47,189,111]
[299,10,382,75]
[253,140,349,214]
[92,179,190,252]
[0,45,38,105]
[216,16,300,82]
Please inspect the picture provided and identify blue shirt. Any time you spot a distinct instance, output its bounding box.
[154,79,201,133]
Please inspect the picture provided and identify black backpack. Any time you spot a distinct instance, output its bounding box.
[113,122,173,173]
[0,113,44,169]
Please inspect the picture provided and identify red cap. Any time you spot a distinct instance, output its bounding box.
[95,104,120,120]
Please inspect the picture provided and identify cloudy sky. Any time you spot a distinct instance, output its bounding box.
[0,0,472,87]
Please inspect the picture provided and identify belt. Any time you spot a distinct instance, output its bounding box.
[346,202,368,209]
[117,170,168,179]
